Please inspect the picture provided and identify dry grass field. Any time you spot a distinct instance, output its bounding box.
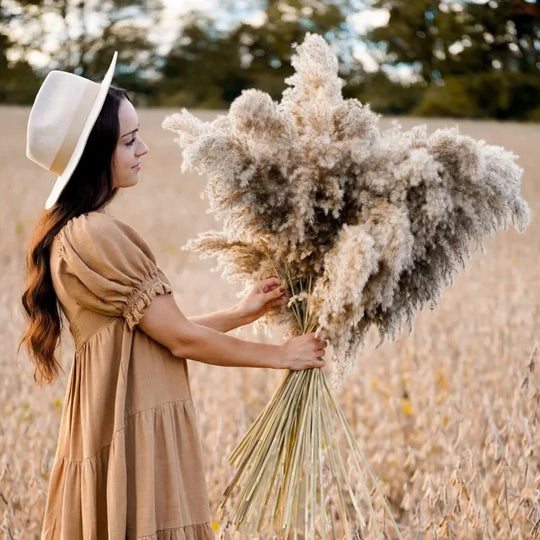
[0,104,538,539]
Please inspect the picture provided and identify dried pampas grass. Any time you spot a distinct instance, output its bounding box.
[163,33,530,389]
[163,32,531,539]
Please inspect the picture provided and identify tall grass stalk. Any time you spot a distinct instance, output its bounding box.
[217,242,404,539]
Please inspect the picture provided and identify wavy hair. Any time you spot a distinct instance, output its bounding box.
[18,85,131,384]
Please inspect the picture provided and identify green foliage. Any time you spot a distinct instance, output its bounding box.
[345,71,424,115]
[413,72,540,120]
[0,7,42,103]
[2,0,162,105]
[367,0,540,80]
[0,61,42,104]
[156,1,356,107]
[413,78,478,119]
[155,14,250,109]
[365,0,540,119]
[527,105,540,121]
[1,0,539,119]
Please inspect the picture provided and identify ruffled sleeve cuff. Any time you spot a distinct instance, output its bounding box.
[123,272,173,331]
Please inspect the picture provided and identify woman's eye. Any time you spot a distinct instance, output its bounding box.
[126,137,136,146]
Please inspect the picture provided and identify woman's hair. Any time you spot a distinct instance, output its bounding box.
[19,84,131,384]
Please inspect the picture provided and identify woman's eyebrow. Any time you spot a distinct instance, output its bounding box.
[121,125,139,138]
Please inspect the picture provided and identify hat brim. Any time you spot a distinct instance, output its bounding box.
[45,51,118,210]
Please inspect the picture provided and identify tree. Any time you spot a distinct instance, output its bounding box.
[0,1,41,103]
[365,0,540,119]
[157,13,250,108]
[367,0,539,80]
[158,0,364,107]
[3,0,163,104]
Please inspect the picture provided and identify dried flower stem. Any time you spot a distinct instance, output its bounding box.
[217,245,404,539]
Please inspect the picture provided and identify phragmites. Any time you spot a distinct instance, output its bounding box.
[163,33,530,388]
[163,32,531,538]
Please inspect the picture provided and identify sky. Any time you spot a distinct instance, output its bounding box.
[157,0,390,73]
[16,0,504,84]
[14,0,506,84]
[9,0,532,90]
[12,0,392,77]
[8,0,506,79]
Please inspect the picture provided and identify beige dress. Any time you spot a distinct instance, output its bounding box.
[42,211,215,540]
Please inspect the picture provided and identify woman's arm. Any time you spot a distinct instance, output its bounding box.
[138,293,281,368]
[188,277,286,333]
[137,292,327,370]
[188,306,253,333]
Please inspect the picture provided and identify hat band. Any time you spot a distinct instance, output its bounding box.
[49,81,101,175]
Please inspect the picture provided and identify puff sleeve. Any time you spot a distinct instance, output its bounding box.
[57,212,173,331]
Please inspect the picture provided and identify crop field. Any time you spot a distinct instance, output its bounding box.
[0,105,538,538]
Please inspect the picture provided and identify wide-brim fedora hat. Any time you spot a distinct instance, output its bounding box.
[26,51,118,210]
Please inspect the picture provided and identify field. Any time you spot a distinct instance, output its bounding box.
[0,105,538,539]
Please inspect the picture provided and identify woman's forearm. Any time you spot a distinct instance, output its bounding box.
[176,321,283,369]
[188,306,253,333]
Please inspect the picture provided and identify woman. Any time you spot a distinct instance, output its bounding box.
[19,52,327,539]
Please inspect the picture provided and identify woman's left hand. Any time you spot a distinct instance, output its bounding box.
[234,277,288,324]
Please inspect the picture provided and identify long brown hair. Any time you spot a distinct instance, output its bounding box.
[18,85,131,384]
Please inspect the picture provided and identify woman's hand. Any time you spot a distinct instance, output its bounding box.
[280,331,328,370]
[234,277,288,324]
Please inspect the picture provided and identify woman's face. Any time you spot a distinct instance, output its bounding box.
[112,98,149,189]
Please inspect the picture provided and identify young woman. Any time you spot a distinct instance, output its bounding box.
[19,52,327,539]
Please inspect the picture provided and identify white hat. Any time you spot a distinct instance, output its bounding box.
[26,51,118,210]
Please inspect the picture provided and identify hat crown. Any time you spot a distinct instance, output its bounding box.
[26,71,100,173]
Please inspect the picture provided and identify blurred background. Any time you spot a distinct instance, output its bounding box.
[1,0,539,120]
[2,1,539,538]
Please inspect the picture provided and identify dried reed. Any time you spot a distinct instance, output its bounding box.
[162,32,531,538]
[216,240,403,538]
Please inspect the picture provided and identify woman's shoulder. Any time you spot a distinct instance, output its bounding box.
[56,210,153,259]
[61,210,138,239]
[64,210,122,231]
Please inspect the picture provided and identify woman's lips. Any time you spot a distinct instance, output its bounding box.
[132,163,141,170]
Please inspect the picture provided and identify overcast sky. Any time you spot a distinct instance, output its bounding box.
[15,0,391,75]
[10,0,500,79]
[158,0,391,73]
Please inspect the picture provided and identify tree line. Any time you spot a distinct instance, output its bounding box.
[1,0,539,120]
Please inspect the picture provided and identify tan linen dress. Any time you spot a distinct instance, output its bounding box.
[42,211,215,540]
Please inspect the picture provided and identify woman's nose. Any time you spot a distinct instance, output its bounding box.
[137,139,149,156]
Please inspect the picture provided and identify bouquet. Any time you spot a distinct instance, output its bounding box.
[162,33,531,539]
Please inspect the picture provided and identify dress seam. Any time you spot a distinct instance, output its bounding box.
[73,317,121,354]
[128,398,192,418]
[59,399,192,464]
[128,520,212,532]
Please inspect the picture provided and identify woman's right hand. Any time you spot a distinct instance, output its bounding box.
[279,331,328,370]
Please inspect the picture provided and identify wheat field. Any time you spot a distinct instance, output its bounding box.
[0,105,538,539]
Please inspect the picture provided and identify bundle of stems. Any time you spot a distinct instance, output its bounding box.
[217,240,404,539]
[163,32,530,537]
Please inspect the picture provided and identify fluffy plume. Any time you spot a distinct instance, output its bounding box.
[163,33,531,539]
[163,32,531,389]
